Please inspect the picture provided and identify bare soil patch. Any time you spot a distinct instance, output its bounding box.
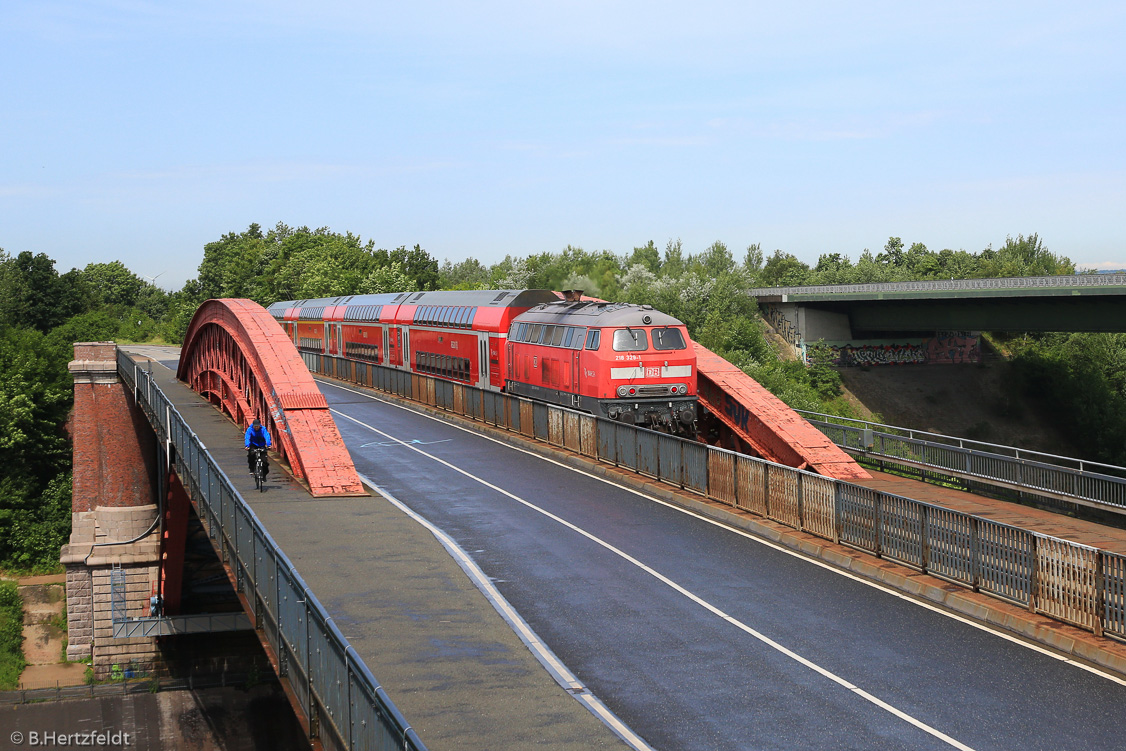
[837,361,1081,457]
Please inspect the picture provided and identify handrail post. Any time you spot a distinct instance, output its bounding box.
[1094,553,1106,637]
[970,517,980,592]
[874,492,883,558]
[920,504,930,573]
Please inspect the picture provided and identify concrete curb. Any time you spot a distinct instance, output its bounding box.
[319,376,1126,682]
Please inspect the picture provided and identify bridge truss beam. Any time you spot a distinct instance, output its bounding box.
[177,299,364,496]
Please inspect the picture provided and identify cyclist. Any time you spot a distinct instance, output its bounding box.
[244,417,272,478]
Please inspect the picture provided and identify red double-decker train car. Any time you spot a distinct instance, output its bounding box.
[268,289,698,434]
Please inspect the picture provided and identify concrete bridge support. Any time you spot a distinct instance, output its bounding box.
[60,342,162,678]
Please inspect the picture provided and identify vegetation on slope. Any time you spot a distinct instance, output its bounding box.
[1,229,1123,573]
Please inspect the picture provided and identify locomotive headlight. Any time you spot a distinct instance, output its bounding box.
[628,387,636,396]
[617,386,627,397]
[669,386,677,394]
[678,385,687,394]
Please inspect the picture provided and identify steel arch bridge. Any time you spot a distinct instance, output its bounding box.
[177,298,365,497]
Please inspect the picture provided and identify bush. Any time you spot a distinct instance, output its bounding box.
[0,580,26,689]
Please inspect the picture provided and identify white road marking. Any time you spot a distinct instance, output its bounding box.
[353,471,655,751]
[331,404,979,751]
[318,377,1126,690]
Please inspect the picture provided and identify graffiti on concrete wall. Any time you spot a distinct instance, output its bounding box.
[926,332,982,365]
[762,305,800,348]
[810,333,982,367]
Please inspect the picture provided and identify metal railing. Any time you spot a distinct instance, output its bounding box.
[748,272,1126,298]
[797,410,1126,514]
[305,352,1126,641]
[118,351,426,751]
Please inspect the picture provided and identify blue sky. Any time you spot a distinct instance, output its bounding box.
[2,1,1123,290]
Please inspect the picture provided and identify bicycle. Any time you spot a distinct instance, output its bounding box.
[250,447,268,492]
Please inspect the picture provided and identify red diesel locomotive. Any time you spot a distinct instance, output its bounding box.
[268,289,698,434]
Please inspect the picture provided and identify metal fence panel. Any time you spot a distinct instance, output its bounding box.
[563,411,582,453]
[533,402,550,441]
[926,506,974,585]
[838,483,879,554]
[616,425,639,471]
[597,419,617,463]
[579,415,598,458]
[681,441,708,495]
[978,520,1033,606]
[637,429,660,479]
[735,456,767,515]
[801,473,836,540]
[657,434,683,487]
[707,449,736,506]
[548,407,564,447]
[483,392,499,425]
[308,616,347,743]
[278,569,307,669]
[1035,537,1099,632]
[1105,552,1126,639]
[880,495,924,568]
[519,400,535,437]
[766,465,801,527]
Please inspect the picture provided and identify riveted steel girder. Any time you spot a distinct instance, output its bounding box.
[177,299,365,496]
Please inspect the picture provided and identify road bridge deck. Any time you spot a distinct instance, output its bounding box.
[126,346,1126,750]
[124,348,630,751]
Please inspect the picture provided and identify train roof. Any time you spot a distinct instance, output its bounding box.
[516,301,685,328]
[268,289,558,317]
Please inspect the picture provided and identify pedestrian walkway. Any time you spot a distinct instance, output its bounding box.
[125,349,631,751]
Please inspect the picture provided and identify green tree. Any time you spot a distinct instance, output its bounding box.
[759,250,811,287]
[628,241,662,275]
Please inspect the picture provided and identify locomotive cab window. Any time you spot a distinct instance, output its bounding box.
[652,327,687,350]
[613,328,648,352]
[585,330,601,350]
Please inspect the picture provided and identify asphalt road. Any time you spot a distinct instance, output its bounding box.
[319,378,1126,751]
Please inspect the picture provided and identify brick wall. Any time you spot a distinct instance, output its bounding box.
[69,342,157,512]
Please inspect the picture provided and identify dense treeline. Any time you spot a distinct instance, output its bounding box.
[1,228,1123,571]
[0,250,172,570]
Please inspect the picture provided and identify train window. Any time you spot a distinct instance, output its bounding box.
[528,324,543,343]
[561,327,573,348]
[652,327,687,350]
[585,330,601,350]
[571,327,586,349]
[613,328,648,352]
[514,323,526,342]
[551,326,565,347]
[443,307,455,324]
[460,307,474,327]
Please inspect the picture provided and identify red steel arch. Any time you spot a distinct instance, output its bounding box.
[177,298,365,496]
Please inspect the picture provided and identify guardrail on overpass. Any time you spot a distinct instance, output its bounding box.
[796,411,1126,515]
[305,352,1126,641]
[748,272,1126,299]
[117,351,426,751]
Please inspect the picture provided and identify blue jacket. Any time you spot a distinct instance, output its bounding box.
[244,424,272,449]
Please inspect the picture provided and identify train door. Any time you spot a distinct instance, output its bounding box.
[482,336,490,388]
[402,328,410,369]
[323,323,330,354]
[383,327,389,365]
[571,354,580,406]
[335,324,342,356]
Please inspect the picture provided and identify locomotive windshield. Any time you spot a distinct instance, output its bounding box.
[613,329,648,351]
[652,327,687,350]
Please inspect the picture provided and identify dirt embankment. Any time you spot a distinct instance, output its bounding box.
[835,360,1080,457]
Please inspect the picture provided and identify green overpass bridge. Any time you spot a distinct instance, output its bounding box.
[747,273,1126,365]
